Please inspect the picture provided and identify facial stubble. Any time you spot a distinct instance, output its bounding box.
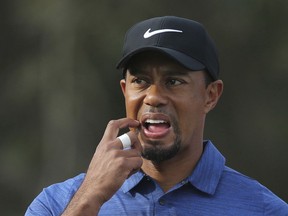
[141,120,181,164]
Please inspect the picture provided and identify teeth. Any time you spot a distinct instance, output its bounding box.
[145,119,166,124]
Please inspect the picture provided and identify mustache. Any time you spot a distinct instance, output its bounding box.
[139,107,179,135]
[142,107,168,115]
[135,107,169,134]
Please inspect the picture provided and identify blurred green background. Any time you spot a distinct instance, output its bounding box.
[1,0,287,215]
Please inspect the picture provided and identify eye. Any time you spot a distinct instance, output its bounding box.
[131,77,149,87]
[166,78,183,86]
[133,78,145,84]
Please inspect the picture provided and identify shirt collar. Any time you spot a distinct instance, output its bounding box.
[121,140,225,195]
[188,140,225,195]
[121,171,146,193]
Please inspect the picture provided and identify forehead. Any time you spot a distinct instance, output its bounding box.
[126,51,188,73]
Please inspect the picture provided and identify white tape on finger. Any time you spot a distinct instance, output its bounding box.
[117,133,131,150]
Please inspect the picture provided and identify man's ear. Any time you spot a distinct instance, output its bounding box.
[120,79,126,96]
[204,80,223,113]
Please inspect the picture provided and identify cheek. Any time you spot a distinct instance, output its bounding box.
[175,95,206,128]
[124,92,144,119]
[176,92,204,114]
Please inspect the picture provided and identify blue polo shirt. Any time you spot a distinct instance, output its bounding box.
[25,141,288,215]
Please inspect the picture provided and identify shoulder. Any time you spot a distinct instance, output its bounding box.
[220,167,288,215]
[44,173,85,199]
[25,173,85,216]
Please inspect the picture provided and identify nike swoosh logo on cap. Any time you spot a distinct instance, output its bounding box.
[143,28,183,38]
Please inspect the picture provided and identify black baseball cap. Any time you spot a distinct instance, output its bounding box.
[116,16,219,80]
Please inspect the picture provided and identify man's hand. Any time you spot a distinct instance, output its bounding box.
[62,118,143,216]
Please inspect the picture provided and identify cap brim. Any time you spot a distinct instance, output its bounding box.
[116,47,205,71]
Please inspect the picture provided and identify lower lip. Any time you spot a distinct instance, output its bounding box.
[142,126,171,139]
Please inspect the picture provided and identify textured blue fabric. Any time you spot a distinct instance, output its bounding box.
[25,141,288,215]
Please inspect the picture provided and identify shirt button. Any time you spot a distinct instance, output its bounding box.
[159,198,166,206]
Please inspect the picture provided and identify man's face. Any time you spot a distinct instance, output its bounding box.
[120,52,217,163]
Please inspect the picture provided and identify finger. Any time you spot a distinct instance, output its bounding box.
[125,131,142,152]
[114,131,142,151]
[118,133,131,150]
[103,118,140,140]
[117,148,141,157]
[125,157,143,176]
[116,132,141,151]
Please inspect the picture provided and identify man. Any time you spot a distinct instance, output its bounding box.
[25,16,288,215]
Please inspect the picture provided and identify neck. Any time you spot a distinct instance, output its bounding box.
[141,142,203,192]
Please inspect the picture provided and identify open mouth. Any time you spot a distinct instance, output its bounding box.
[144,119,171,133]
[140,115,171,138]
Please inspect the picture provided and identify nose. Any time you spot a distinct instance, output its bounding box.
[143,84,168,107]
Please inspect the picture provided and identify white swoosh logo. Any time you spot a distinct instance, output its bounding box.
[143,28,183,38]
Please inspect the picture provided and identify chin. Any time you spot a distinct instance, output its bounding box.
[141,139,181,163]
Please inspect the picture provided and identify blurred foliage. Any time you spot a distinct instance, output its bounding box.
[0,0,287,215]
